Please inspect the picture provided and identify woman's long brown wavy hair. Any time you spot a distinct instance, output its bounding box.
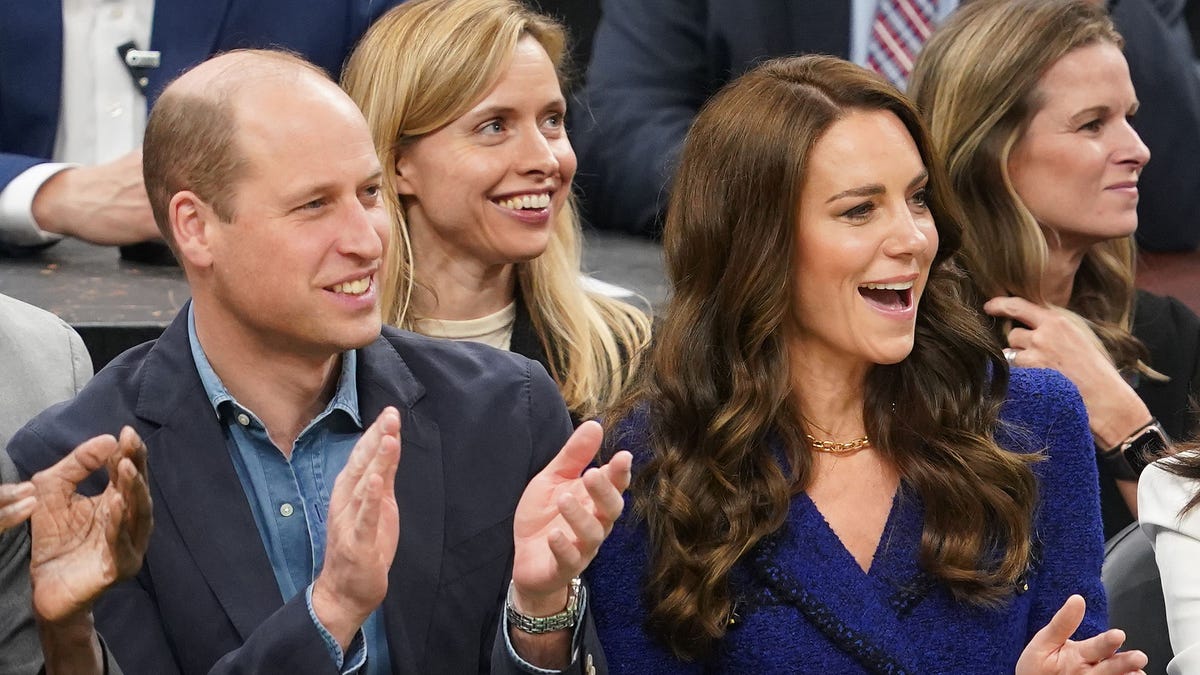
[909,0,1153,377]
[605,55,1040,661]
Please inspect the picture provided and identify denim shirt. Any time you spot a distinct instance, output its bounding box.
[187,307,391,674]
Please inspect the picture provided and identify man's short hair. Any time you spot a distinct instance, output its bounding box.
[142,49,332,254]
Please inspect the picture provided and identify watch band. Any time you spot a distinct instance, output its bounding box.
[1097,418,1171,480]
[506,578,582,634]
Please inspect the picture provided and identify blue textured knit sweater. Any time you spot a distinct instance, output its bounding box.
[586,368,1107,674]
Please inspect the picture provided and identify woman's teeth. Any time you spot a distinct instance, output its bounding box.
[497,193,551,210]
[332,277,371,295]
[860,281,915,291]
[858,280,915,310]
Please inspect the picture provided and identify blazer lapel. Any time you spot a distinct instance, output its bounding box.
[134,309,283,640]
[749,490,923,674]
[358,335,446,674]
[146,0,233,105]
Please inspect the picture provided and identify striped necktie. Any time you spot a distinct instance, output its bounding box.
[866,0,935,89]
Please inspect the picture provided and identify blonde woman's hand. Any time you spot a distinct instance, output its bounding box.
[983,296,1152,451]
[1016,595,1146,675]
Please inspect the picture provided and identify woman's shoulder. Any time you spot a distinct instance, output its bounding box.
[602,402,656,465]
[1000,367,1088,435]
[1139,452,1200,533]
[1134,289,1200,343]
[998,368,1095,487]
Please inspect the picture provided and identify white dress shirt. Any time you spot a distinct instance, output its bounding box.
[0,0,154,245]
[1140,455,1200,675]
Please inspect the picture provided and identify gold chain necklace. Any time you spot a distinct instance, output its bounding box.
[805,434,871,456]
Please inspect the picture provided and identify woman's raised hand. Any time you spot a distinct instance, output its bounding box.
[1016,595,1147,675]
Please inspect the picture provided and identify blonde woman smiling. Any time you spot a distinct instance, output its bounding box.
[342,0,651,423]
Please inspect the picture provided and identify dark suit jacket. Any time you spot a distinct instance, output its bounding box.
[574,0,1200,252]
[7,308,606,674]
[0,0,397,192]
[572,0,849,239]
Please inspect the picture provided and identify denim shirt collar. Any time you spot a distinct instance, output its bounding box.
[186,304,362,428]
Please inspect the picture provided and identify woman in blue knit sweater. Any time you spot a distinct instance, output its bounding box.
[585,56,1146,674]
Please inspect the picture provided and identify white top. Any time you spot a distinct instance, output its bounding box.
[0,0,154,244]
[1140,454,1200,675]
[414,301,517,352]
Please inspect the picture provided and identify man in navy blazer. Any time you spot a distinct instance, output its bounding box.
[0,0,399,250]
[7,50,626,674]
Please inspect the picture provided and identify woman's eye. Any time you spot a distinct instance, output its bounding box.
[911,188,929,209]
[480,120,504,135]
[842,202,874,221]
[1078,119,1103,133]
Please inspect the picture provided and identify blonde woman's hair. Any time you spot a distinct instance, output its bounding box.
[342,0,650,419]
[910,0,1152,376]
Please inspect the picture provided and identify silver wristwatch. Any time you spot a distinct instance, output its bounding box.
[506,578,582,634]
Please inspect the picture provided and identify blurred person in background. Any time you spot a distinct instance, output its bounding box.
[572,0,1200,255]
[910,0,1199,541]
[0,0,401,257]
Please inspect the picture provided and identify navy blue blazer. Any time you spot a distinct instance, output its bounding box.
[6,307,606,674]
[0,0,398,190]
[574,0,1200,252]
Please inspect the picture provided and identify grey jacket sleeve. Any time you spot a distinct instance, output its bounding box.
[0,449,43,674]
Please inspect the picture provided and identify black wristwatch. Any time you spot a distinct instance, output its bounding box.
[1097,418,1171,480]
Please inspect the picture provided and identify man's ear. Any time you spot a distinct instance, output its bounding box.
[394,156,417,197]
[169,191,216,269]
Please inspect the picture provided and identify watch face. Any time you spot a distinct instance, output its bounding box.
[1125,424,1170,473]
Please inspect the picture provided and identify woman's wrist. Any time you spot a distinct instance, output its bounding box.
[1085,384,1152,451]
